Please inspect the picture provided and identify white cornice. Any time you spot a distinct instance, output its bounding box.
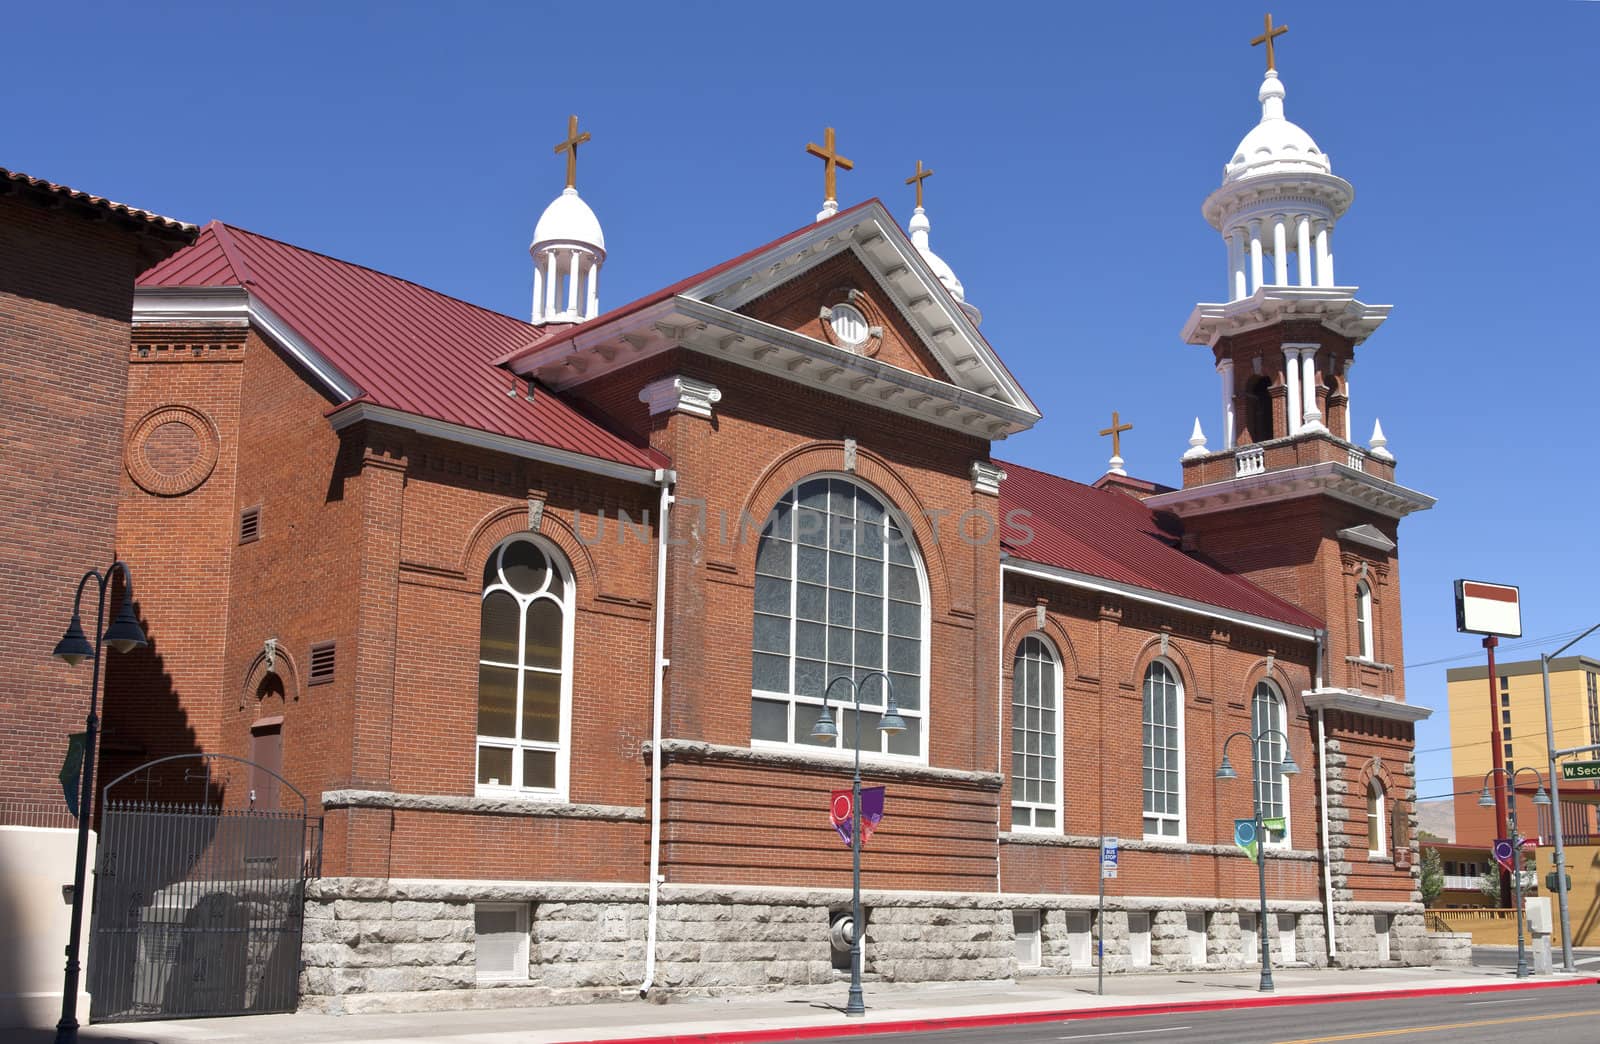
[1182,286,1391,348]
[1000,558,1318,643]
[1303,688,1432,723]
[639,374,722,419]
[133,286,362,402]
[1144,461,1435,521]
[1337,523,1397,553]
[327,402,659,486]
[971,461,1006,496]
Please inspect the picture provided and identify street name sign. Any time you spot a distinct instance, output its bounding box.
[1560,761,1600,782]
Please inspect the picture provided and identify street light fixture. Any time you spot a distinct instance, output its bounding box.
[1536,622,1600,974]
[809,672,907,1017]
[1480,765,1550,980]
[1216,724,1299,992]
[49,561,146,1044]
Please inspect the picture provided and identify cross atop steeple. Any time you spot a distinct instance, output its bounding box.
[1099,411,1133,459]
[1251,13,1288,72]
[554,114,591,190]
[805,126,854,215]
[905,160,933,210]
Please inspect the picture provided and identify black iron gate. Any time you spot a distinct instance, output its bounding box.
[87,754,321,1022]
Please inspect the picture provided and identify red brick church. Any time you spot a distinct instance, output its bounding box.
[7,41,1445,1017]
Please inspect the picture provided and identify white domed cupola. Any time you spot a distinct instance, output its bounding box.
[531,116,605,326]
[1223,70,1332,183]
[905,161,981,327]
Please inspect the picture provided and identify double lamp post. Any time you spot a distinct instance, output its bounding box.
[1477,766,1550,980]
[1216,722,1299,992]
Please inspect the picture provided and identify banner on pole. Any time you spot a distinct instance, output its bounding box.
[1234,818,1258,863]
[830,786,885,847]
[1492,838,1514,874]
[60,732,86,818]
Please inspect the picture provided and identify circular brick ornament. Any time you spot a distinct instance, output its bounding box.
[127,404,219,496]
[820,287,884,358]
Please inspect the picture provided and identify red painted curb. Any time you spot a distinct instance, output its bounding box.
[565,976,1599,1044]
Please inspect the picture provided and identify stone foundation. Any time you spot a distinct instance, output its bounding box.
[302,879,1431,1014]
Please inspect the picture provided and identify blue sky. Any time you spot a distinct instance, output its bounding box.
[9,1,1598,809]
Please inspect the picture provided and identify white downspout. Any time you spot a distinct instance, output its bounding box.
[639,468,674,998]
[996,563,1006,895]
[1314,628,1337,959]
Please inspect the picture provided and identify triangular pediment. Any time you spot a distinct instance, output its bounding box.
[501,201,1041,440]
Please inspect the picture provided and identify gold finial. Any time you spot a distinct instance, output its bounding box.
[1099,411,1133,458]
[905,160,934,210]
[553,114,591,190]
[805,126,854,203]
[1251,13,1288,72]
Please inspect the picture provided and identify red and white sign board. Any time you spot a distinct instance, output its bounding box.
[1454,579,1522,638]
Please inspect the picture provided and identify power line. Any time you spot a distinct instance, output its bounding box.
[1404,626,1596,672]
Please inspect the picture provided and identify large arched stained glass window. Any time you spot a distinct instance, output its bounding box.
[477,536,573,795]
[1252,680,1291,846]
[750,476,926,758]
[1142,661,1185,840]
[1011,635,1061,830]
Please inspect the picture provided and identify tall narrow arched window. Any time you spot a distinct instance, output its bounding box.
[749,476,926,758]
[1244,376,1273,443]
[1142,660,1185,841]
[1367,779,1386,855]
[1355,580,1374,661]
[1252,680,1291,846]
[476,536,573,796]
[1011,635,1061,831]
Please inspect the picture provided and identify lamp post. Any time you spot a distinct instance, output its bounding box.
[1216,724,1300,993]
[809,672,908,1018]
[49,561,148,1044]
[1538,622,1600,973]
[1478,766,1550,979]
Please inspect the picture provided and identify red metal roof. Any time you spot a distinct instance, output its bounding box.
[139,222,662,472]
[997,459,1323,630]
[2,166,196,241]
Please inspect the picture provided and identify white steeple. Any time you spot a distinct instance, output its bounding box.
[905,159,981,327]
[532,116,605,326]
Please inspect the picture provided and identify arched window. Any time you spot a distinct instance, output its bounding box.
[1367,779,1386,855]
[476,536,573,796]
[1252,680,1291,846]
[1355,580,1374,661]
[750,476,926,758]
[1142,660,1185,841]
[1244,376,1273,443]
[1011,635,1060,831]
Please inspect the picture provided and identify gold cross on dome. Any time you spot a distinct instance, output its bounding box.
[1099,411,1133,458]
[553,114,591,190]
[805,126,854,203]
[1251,13,1288,72]
[905,160,933,209]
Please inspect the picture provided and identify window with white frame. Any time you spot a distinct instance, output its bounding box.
[1252,680,1291,847]
[1355,580,1374,660]
[1367,779,1386,855]
[1011,635,1061,830]
[476,536,573,796]
[1142,660,1185,840]
[750,476,926,757]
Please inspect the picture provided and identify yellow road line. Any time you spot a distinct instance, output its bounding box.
[1274,1007,1600,1043]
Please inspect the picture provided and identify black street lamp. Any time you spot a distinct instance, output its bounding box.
[50,561,146,1044]
[809,672,907,1017]
[1216,724,1299,992]
[1478,766,1550,979]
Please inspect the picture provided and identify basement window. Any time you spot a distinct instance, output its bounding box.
[474,903,529,982]
[308,641,336,685]
[239,505,261,544]
[1013,910,1041,968]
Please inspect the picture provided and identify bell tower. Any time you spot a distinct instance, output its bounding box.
[1146,20,1433,699]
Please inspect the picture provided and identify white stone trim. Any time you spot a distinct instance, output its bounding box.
[1000,832,1321,862]
[1303,688,1432,723]
[1143,461,1435,521]
[650,739,1002,790]
[321,789,646,822]
[1337,524,1396,553]
[1182,286,1390,349]
[638,375,722,419]
[971,460,1006,496]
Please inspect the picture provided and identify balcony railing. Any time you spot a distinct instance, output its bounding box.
[1235,446,1265,477]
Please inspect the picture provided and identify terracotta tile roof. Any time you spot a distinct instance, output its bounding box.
[997,458,1323,630]
[1,166,196,242]
[139,222,662,473]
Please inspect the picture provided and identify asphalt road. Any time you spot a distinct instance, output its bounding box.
[806,985,1600,1044]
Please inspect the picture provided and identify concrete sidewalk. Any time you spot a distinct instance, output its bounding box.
[32,965,1600,1044]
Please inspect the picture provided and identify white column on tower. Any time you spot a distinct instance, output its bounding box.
[1343,360,1354,440]
[1296,216,1313,285]
[1249,220,1265,293]
[585,258,599,319]
[563,250,579,316]
[531,266,544,322]
[544,251,558,317]
[1301,349,1323,429]
[1227,231,1242,301]
[1282,347,1302,436]
[1315,222,1333,287]
[1272,215,1289,286]
[1218,359,1236,449]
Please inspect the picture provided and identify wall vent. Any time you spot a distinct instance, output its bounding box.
[309,641,337,685]
[239,505,261,544]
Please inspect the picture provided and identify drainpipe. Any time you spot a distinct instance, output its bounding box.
[639,468,674,998]
[1313,628,1338,959]
[996,563,1006,895]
